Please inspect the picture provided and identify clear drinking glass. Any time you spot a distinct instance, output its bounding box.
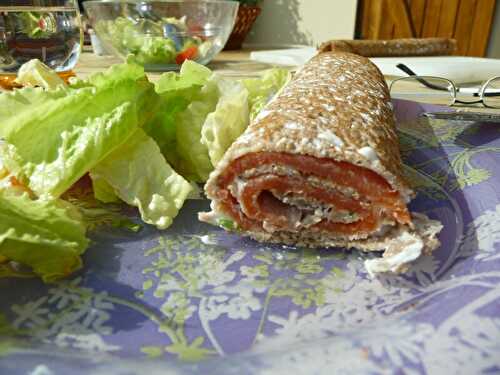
[0,0,83,74]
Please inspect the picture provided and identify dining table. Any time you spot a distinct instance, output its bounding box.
[75,47,278,80]
[1,48,500,375]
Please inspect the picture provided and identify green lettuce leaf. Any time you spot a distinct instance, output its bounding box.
[201,78,249,167]
[133,37,177,66]
[155,61,212,94]
[70,62,146,89]
[144,61,215,182]
[15,59,66,90]
[90,174,120,204]
[0,190,88,282]
[96,18,177,65]
[0,86,68,121]
[91,129,192,229]
[243,68,291,120]
[174,77,219,182]
[144,61,212,166]
[0,63,159,199]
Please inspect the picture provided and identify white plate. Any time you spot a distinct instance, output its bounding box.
[372,56,500,83]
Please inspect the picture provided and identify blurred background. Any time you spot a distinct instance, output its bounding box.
[245,0,500,58]
[77,0,500,58]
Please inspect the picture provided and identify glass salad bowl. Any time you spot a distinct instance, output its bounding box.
[84,0,238,71]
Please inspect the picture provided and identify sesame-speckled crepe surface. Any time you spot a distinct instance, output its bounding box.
[200,52,442,275]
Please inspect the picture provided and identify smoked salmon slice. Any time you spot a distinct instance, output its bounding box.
[213,152,411,237]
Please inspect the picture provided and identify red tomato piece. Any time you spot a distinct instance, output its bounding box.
[175,46,198,65]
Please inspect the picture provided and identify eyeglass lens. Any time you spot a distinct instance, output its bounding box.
[483,77,500,109]
[390,77,455,106]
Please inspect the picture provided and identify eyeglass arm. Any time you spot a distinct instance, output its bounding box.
[396,64,450,91]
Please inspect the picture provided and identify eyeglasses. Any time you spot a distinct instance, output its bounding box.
[389,63,500,108]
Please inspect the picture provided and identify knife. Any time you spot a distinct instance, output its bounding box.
[422,111,500,123]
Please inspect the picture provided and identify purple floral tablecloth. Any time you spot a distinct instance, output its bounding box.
[1,100,500,374]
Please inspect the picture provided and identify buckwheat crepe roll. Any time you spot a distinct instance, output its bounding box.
[199,52,443,275]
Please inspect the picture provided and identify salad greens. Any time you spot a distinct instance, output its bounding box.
[0,58,290,281]
[243,68,292,120]
[147,61,216,181]
[175,82,219,181]
[0,63,159,199]
[90,128,193,229]
[90,174,120,204]
[201,77,249,167]
[0,190,88,282]
[15,59,66,90]
[96,17,212,66]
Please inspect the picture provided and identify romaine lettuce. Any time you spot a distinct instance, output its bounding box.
[174,78,219,181]
[91,129,192,229]
[243,68,291,120]
[131,37,177,66]
[201,77,249,166]
[0,63,159,199]
[15,59,66,90]
[89,173,120,204]
[144,61,215,182]
[155,60,212,93]
[96,18,177,65]
[0,190,88,282]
